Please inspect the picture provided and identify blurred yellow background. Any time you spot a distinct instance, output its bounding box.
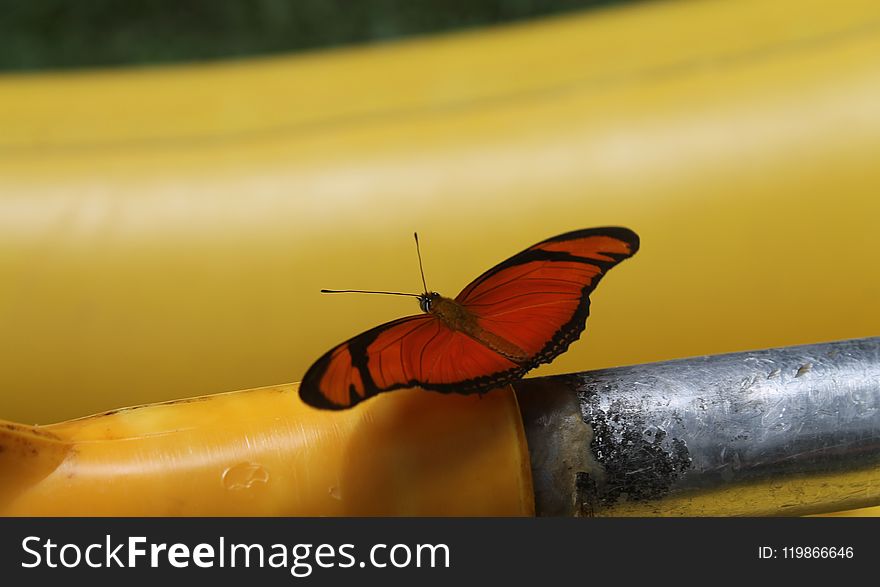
[1,0,879,428]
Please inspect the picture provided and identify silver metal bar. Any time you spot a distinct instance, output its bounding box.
[514,337,880,516]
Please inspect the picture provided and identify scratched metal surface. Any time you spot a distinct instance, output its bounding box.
[515,337,880,516]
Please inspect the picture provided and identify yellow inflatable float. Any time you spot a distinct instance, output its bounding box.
[1,0,878,515]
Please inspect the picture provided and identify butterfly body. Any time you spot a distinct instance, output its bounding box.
[423,294,530,364]
[301,227,639,410]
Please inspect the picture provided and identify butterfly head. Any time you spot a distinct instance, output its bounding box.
[418,292,441,313]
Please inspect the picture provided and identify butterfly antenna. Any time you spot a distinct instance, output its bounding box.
[321,233,429,299]
[321,289,421,298]
[414,232,429,294]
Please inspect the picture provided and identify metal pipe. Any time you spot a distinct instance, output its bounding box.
[515,337,880,516]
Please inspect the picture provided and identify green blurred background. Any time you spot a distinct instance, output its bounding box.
[0,0,628,70]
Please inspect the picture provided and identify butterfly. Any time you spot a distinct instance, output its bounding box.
[300,227,639,409]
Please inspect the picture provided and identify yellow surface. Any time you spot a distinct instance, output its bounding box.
[0,383,533,516]
[0,0,879,516]
[820,505,880,517]
[1,0,879,423]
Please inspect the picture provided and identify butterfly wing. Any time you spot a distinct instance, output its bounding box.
[455,226,639,368]
[299,314,526,409]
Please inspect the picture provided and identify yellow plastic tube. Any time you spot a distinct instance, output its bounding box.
[1,0,879,515]
[0,384,533,516]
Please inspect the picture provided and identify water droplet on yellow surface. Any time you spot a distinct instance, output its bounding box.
[328,486,342,500]
[222,462,269,490]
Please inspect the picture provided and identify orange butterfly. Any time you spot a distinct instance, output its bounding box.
[300,227,639,409]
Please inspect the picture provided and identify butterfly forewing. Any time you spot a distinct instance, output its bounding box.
[299,314,523,409]
[456,227,639,366]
